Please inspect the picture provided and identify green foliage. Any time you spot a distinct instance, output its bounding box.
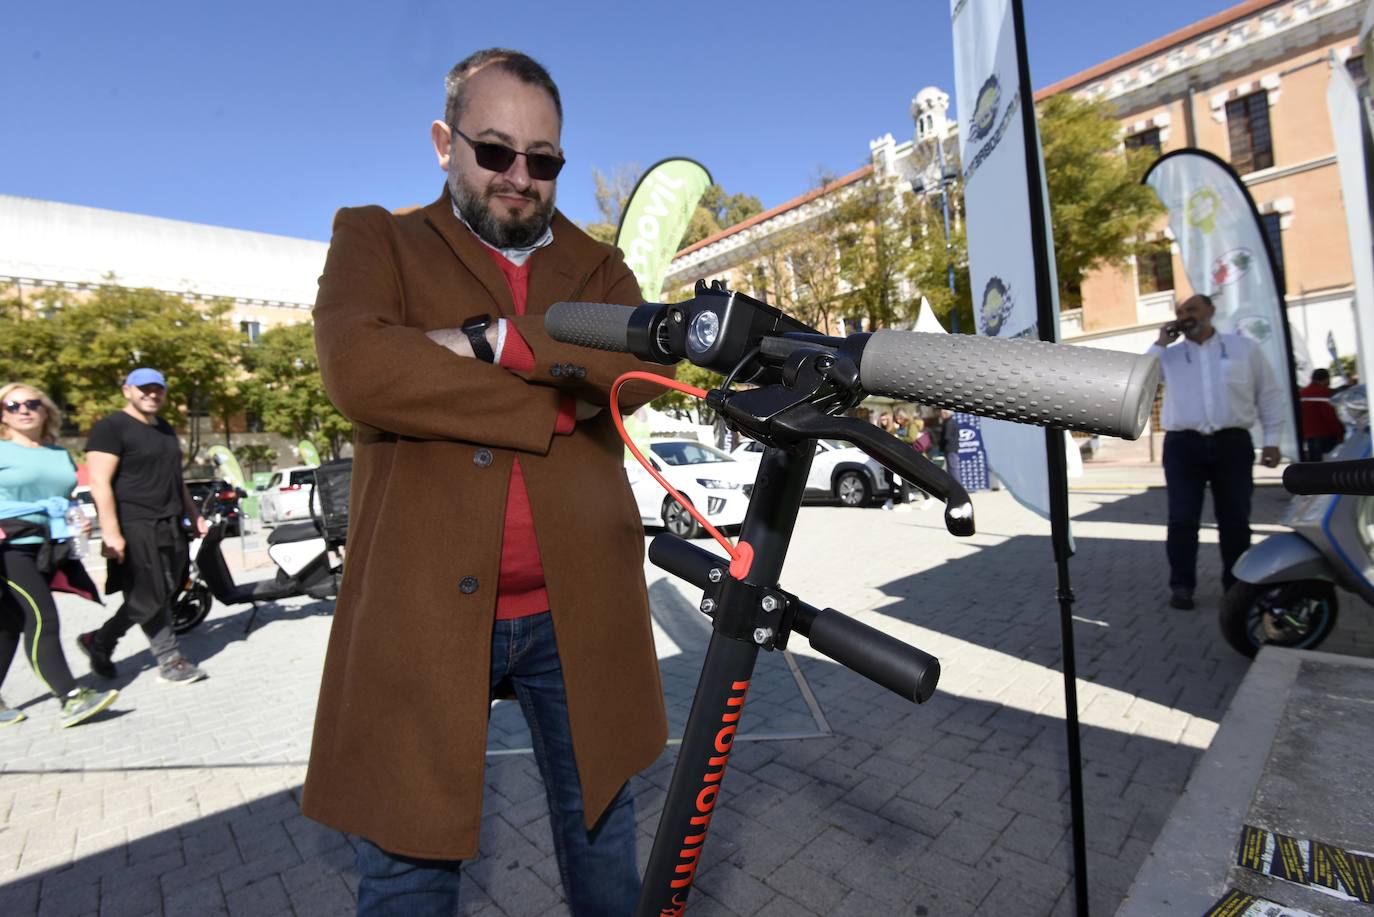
[649,361,723,424]
[1039,93,1166,308]
[234,442,278,472]
[240,323,353,459]
[0,291,66,395]
[831,179,920,330]
[907,191,973,333]
[679,185,764,248]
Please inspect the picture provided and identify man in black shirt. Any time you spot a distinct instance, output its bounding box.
[77,368,207,684]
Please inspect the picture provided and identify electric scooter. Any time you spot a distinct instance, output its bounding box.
[545,281,1159,915]
[171,459,351,635]
[1219,386,1371,657]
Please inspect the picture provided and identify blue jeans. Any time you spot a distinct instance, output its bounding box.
[1162,429,1254,593]
[355,612,640,917]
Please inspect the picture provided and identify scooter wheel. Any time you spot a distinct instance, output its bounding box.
[1219,580,1338,658]
[172,582,213,634]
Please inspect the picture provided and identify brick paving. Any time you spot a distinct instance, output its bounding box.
[2,460,1372,916]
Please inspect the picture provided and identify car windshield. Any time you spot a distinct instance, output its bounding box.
[650,441,733,466]
[820,439,849,450]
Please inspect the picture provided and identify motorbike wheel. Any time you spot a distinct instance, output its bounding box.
[172,582,213,635]
[1219,580,1338,658]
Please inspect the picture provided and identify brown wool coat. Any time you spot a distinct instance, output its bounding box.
[301,189,673,860]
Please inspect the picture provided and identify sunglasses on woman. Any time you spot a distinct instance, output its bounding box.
[3,399,43,414]
[452,127,565,181]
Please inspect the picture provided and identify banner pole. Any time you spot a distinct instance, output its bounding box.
[1010,0,1090,913]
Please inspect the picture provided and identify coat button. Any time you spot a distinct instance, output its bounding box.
[459,576,479,594]
[550,364,563,377]
[573,366,587,379]
[473,449,492,467]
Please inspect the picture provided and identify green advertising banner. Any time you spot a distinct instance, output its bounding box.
[616,158,713,301]
[298,440,322,468]
[206,445,246,490]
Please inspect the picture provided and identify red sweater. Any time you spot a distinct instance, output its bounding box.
[486,249,576,619]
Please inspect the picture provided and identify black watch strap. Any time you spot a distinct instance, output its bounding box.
[462,315,495,363]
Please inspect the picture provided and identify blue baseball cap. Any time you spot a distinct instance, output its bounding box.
[124,368,167,388]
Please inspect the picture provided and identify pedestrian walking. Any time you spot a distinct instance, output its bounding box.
[0,382,118,727]
[77,369,207,684]
[1149,294,1284,610]
[302,48,674,917]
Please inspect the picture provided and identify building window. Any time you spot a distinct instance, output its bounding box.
[246,411,264,433]
[1124,127,1162,158]
[240,320,262,342]
[1261,211,1286,289]
[1136,243,1175,295]
[1226,91,1274,174]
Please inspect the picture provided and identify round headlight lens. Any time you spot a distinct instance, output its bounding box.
[687,310,720,354]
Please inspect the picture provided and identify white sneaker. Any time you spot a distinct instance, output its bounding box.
[881,500,894,511]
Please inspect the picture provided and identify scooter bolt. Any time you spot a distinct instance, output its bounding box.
[760,594,779,612]
[753,627,774,645]
[708,568,724,583]
[700,598,716,614]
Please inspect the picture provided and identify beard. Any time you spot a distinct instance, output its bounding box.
[449,167,556,249]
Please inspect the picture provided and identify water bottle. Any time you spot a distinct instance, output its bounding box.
[64,503,89,560]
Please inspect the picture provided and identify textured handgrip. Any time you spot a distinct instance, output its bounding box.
[1283,459,1374,496]
[859,330,1161,440]
[545,301,634,352]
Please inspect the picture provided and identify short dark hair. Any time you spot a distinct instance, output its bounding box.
[444,49,562,130]
[1312,368,1330,384]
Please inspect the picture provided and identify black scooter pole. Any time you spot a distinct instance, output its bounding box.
[635,444,814,917]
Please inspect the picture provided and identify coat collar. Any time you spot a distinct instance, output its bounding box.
[422,186,612,318]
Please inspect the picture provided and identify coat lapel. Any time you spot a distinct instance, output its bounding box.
[421,188,516,319]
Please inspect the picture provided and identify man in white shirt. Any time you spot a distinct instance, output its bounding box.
[1150,294,1284,610]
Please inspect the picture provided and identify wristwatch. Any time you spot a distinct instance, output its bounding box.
[461,314,495,363]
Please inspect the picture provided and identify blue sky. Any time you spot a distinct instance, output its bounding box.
[3,0,1241,241]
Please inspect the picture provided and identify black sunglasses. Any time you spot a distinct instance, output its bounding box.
[452,127,565,181]
[3,399,43,414]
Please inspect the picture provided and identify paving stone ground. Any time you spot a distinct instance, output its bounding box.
[2,459,1371,916]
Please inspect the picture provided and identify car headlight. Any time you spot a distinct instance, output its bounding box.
[696,478,742,490]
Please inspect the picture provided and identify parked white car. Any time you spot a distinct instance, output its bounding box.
[729,437,893,507]
[625,439,755,539]
[256,466,317,525]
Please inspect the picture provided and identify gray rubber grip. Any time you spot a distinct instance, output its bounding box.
[545,301,633,352]
[860,330,1161,440]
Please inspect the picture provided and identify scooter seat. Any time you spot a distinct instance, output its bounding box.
[268,521,322,546]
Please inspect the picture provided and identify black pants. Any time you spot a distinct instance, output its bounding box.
[1162,429,1255,593]
[0,543,78,698]
[93,517,186,665]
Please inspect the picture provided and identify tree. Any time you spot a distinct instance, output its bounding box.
[240,322,353,459]
[907,189,973,333]
[582,164,643,244]
[830,177,920,330]
[1039,93,1165,309]
[679,185,764,248]
[0,289,67,397]
[47,283,242,463]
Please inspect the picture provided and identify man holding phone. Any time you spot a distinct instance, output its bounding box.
[1149,294,1284,610]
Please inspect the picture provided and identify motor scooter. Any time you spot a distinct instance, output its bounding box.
[171,459,351,635]
[1219,385,1371,657]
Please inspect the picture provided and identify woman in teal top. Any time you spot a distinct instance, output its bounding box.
[0,383,118,727]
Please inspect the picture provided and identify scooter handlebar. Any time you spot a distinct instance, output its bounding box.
[859,330,1160,441]
[544,300,635,353]
[1282,458,1374,496]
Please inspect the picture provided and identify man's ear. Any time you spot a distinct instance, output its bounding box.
[431,120,453,171]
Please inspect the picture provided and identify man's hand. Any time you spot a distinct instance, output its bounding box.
[1156,321,1180,347]
[193,516,209,537]
[1260,446,1281,468]
[426,324,499,359]
[102,532,126,563]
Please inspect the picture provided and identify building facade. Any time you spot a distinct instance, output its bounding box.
[665,0,1367,369]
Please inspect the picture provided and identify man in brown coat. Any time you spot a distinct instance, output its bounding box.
[303,49,673,916]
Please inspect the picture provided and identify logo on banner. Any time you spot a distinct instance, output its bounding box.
[1185,187,1222,233]
[1210,247,1254,287]
[968,76,1002,142]
[979,276,1014,336]
[1234,314,1274,344]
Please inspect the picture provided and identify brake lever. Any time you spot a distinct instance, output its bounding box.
[769,407,974,536]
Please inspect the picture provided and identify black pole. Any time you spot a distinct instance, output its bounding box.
[1010,0,1090,913]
